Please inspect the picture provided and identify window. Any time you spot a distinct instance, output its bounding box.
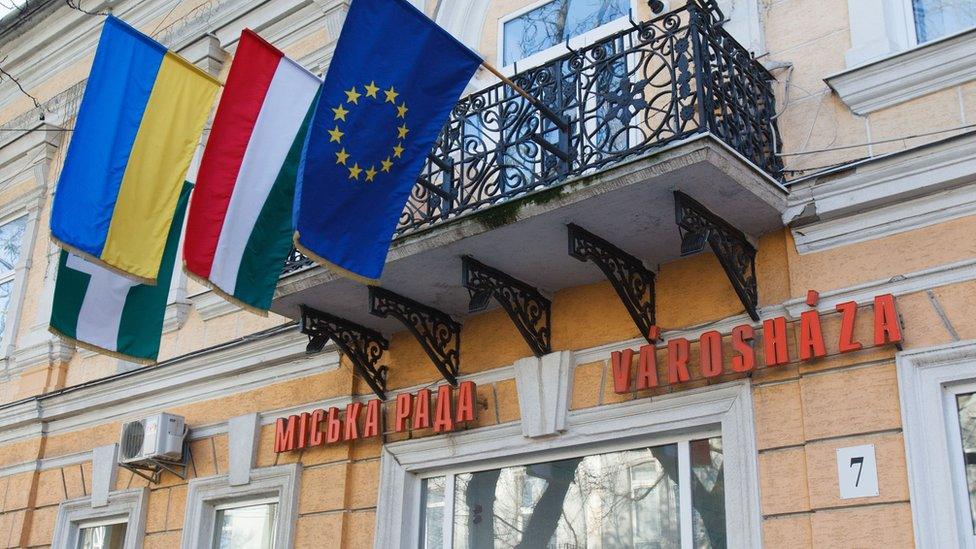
[911,0,976,44]
[182,464,300,549]
[501,0,630,66]
[419,437,724,548]
[376,381,761,547]
[212,499,278,549]
[0,215,26,342]
[77,519,128,549]
[897,341,976,546]
[52,488,147,549]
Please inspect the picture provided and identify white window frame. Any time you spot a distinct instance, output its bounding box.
[375,380,761,548]
[51,487,148,549]
[898,340,976,548]
[181,463,301,549]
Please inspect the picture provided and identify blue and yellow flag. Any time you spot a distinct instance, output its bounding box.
[293,0,482,283]
[50,16,219,285]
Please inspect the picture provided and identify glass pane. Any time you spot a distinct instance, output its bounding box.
[212,502,278,549]
[0,280,11,343]
[445,444,681,549]
[912,0,976,43]
[690,437,726,548]
[0,216,25,278]
[957,392,976,534]
[77,522,127,549]
[421,476,447,548]
[503,0,630,65]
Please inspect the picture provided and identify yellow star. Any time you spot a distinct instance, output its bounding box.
[393,143,404,158]
[381,157,393,172]
[332,104,349,121]
[328,126,344,143]
[365,166,377,182]
[397,124,409,139]
[335,148,349,165]
[396,103,408,119]
[345,86,361,104]
[348,163,362,180]
[364,81,380,98]
[384,86,399,104]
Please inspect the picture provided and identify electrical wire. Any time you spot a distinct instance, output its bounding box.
[776,123,976,157]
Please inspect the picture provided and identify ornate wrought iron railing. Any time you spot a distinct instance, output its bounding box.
[282,0,780,276]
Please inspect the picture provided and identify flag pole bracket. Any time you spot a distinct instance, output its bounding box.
[462,256,551,357]
[300,305,390,400]
[674,190,759,321]
[368,287,461,386]
[568,223,657,343]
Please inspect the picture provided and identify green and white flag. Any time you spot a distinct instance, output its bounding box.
[49,183,192,364]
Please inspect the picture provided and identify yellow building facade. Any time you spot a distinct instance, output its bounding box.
[0,0,974,547]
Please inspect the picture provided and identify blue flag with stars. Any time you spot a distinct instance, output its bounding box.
[294,0,482,283]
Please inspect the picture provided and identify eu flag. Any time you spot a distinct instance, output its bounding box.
[294,0,482,283]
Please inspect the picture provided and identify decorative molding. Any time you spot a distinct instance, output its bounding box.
[163,301,191,334]
[91,444,119,507]
[376,381,761,549]
[792,183,976,254]
[896,340,976,548]
[828,27,976,115]
[783,257,976,318]
[189,289,241,320]
[51,488,148,549]
[182,463,301,549]
[227,413,260,487]
[788,132,976,253]
[0,326,338,445]
[512,351,572,438]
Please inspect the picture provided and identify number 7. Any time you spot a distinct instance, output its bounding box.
[850,456,864,486]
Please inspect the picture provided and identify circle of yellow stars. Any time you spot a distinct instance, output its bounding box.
[328,81,409,183]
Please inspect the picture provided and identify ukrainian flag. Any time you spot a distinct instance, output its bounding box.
[50,16,219,284]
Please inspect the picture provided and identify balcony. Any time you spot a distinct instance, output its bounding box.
[272,1,787,368]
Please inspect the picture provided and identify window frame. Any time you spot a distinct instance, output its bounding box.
[181,463,301,549]
[375,379,761,548]
[50,487,148,549]
[900,0,976,47]
[496,0,639,73]
[0,213,28,353]
[897,340,976,548]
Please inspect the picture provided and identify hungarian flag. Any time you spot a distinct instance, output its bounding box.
[183,30,320,313]
[49,183,191,364]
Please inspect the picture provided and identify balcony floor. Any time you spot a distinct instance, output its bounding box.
[273,134,787,335]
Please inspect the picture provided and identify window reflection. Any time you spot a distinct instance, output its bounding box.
[912,0,976,43]
[77,522,127,549]
[957,392,976,534]
[212,501,278,549]
[503,0,630,65]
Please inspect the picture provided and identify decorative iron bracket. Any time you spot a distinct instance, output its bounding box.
[568,224,656,343]
[368,287,461,386]
[300,305,390,399]
[674,191,759,321]
[462,256,552,357]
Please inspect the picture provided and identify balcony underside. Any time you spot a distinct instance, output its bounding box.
[272,135,786,335]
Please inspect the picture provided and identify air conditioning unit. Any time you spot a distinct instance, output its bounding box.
[119,413,186,464]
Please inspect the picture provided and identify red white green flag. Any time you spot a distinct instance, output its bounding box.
[183,29,320,313]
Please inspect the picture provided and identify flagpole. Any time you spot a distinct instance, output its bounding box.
[481,61,569,131]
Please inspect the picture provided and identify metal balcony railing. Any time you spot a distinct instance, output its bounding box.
[282,0,781,275]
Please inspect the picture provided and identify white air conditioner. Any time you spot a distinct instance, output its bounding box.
[119,413,186,464]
